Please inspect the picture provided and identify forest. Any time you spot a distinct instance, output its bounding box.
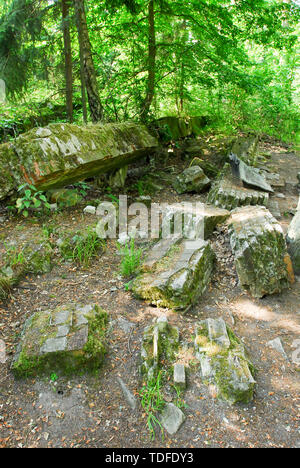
[0,0,299,142]
[0,0,300,451]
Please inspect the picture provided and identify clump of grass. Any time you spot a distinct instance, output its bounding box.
[117,237,143,277]
[4,244,26,267]
[0,276,14,301]
[60,228,105,268]
[139,371,165,441]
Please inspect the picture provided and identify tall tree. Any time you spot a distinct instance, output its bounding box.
[61,0,73,123]
[140,0,156,122]
[74,0,103,122]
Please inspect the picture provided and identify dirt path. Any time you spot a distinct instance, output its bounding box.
[0,141,299,448]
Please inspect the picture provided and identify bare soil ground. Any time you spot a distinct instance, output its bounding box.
[0,139,299,448]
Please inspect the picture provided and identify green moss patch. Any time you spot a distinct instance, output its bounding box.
[195,318,256,405]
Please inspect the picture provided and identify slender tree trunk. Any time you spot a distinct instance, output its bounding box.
[62,0,73,123]
[74,0,87,123]
[140,0,156,122]
[74,0,103,122]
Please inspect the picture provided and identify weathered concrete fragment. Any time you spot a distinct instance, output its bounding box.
[189,157,219,179]
[0,143,18,200]
[229,206,291,298]
[195,318,256,405]
[229,154,273,193]
[160,403,186,435]
[208,176,269,211]
[141,317,179,380]
[0,122,158,199]
[287,198,300,274]
[173,166,211,194]
[12,303,108,377]
[173,363,186,390]
[0,241,52,302]
[161,203,230,240]
[132,237,215,310]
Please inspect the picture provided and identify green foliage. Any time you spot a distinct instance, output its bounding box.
[4,244,26,267]
[15,184,51,218]
[117,237,143,277]
[139,371,165,441]
[0,0,299,142]
[59,228,105,268]
[73,181,91,198]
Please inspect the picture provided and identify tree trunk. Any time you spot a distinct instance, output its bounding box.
[140,0,156,122]
[74,0,88,123]
[74,0,103,122]
[62,0,73,123]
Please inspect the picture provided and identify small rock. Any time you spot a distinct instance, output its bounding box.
[173,363,186,390]
[117,378,137,411]
[267,338,288,361]
[160,403,185,435]
[83,205,96,215]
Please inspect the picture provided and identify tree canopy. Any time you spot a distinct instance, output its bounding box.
[0,0,299,142]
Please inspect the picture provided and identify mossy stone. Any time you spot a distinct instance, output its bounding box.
[12,303,108,378]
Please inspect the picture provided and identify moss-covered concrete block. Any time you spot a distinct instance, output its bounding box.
[0,143,19,200]
[229,206,291,298]
[141,316,179,381]
[173,166,211,194]
[161,203,230,240]
[0,241,52,302]
[132,237,215,310]
[287,198,300,275]
[12,303,108,378]
[195,318,256,405]
[0,122,158,199]
[208,175,269,211]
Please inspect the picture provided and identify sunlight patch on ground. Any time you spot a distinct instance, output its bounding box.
[230,297,276,322]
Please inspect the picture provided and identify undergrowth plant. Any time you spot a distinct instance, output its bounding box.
[4,244,26,267]
[139,372,165,441]
[59,228,105,268]
[117,237,143,277]
[15,184,51,218]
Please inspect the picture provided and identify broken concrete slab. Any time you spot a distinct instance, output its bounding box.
[262,171,286,189]
[12,303,108,377]
[229,206,292,298]
[268,200,281,219]
[161,202,230,240]
[229,154,273,193]
[173,363,186,390]
[0,122,158,199]
[117,377,138,411]
[195,318,256,405]
[140,317,179,381]
[173,166,211,194]
[132,237,216,310]
[287,197,300,275]
[160,403,186,435]
[208,176,269,211]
